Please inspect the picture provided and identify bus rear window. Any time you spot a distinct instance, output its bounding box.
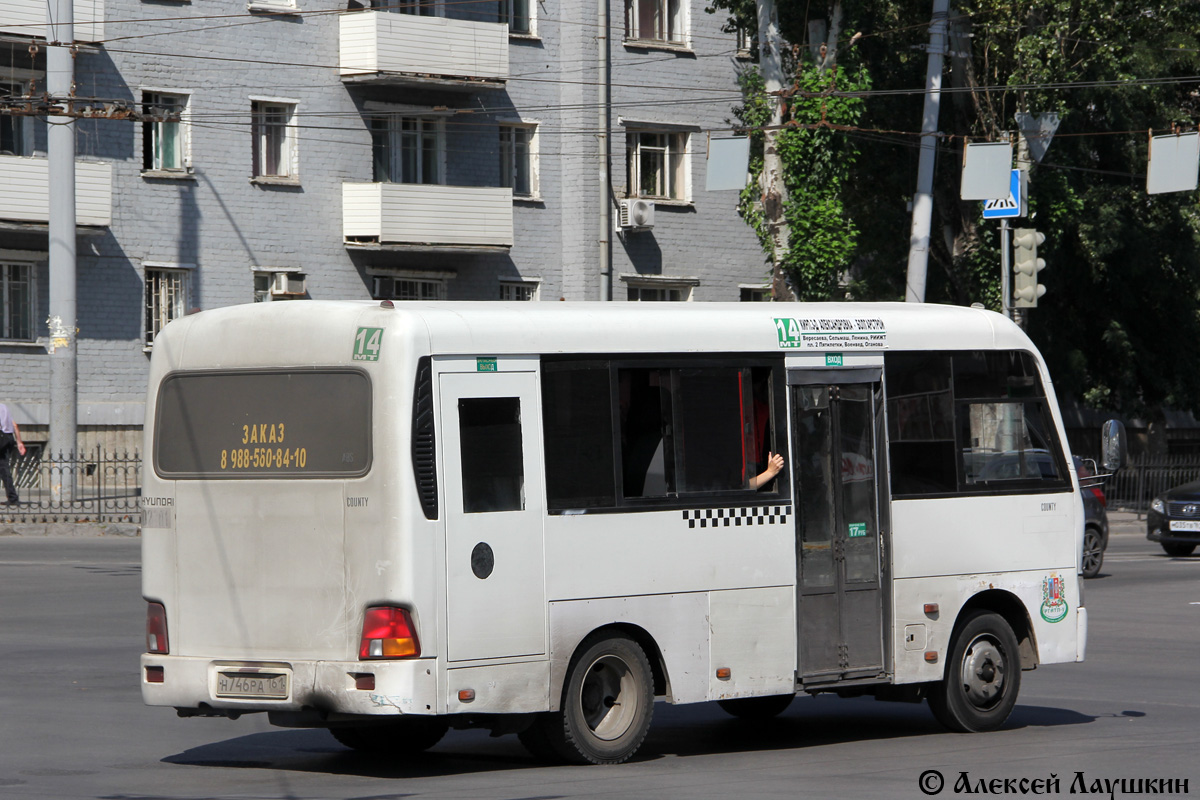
[154,369,371,479]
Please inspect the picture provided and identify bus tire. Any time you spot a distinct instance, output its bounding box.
[928,610,1021,733]
[716,694,794,720]
[328,718,448,754]
[548,634,655,765]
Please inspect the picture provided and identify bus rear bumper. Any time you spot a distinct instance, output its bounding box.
[140,654,439,717]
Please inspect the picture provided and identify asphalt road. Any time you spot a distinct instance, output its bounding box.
[0,525,1196,800]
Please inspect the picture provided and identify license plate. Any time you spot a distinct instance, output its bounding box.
[1169,520,1200,532]
[215,671,289,699]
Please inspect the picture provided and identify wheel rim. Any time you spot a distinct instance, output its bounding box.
[959,634,1007,710]
[579,654,640,741]
[1082,530,1102,573]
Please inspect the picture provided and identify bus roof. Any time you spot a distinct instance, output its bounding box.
[151,301,1036,370]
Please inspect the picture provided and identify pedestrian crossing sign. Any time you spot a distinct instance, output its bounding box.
[982,169,1024,219]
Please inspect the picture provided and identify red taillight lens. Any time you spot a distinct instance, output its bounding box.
[359,607,420,660]
[1093,487,1107,507]
[146,602,169,654]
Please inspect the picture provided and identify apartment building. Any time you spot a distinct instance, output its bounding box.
[0,0,769,452]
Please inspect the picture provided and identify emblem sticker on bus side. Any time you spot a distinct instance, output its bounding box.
[353,327,383,362]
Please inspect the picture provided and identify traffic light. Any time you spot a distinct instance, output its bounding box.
[1012,228,1046,307]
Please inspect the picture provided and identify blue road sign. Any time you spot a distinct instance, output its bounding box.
[982,169,1022,219]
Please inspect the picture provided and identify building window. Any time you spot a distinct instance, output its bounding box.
[735,26,752,56]
[499,280,538,301]
[0,261,34,341]
[372,275,446,301]
[142,92,189,173]
[625,0,683,44]
[740,286,770,302]
[371,116,442,184]
[253,272,272,302]
[252,100,297,179]
[500,124,537,198]
[1,82,30,156]
[501,0,532,34]
[145,268,188,345]
[628,284,690,301]
[627,131,688,200]
[371,0,436,14]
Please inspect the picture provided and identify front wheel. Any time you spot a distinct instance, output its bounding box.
[1081,527,1104,578]
[542,634,655,764]
[928,610,1021,733]
[1162,542,1197,557]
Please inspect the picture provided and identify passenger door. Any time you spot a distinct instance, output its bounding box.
[791,371,887,683]
[439,368,547,662]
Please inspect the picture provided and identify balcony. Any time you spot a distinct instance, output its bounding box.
[0,154,112,227]
[343,182,512,251]
[339,11,507,89]
[0,0,104,42]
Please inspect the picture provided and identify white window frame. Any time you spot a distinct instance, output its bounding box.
[0,257,37,341]
[370,0,439,16]
[250,97,299,182]
[368,269,451,301]
[621,274,697,302]
[739,284,770,302]
[499,277,540,301]
[141,89,192,175]
[499,121,539,200]
[624,0,686,46]
[501,0,535,36]
[369,114,445,185]
[735,26,752,57]
[144,263,193,346]
[627,129,690,201]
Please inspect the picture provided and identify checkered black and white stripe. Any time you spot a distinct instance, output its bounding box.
[682,506,792,528]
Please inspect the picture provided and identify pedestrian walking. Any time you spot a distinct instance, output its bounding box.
[0,402,27,505]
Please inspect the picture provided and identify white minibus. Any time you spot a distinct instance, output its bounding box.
[141,301,1122,764]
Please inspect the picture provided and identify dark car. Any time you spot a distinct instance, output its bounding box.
[1147,482,1200,557]
[1074,456,1109,578]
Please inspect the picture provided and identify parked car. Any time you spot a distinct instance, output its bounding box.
[1074,456,1109,578]
[1147,482,1200,557]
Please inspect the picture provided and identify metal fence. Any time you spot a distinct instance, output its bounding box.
[1105,454,1200,514]
[0,447,141,523]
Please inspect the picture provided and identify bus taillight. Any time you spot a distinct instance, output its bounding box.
[359,607,421,659]
[146,602,169,654]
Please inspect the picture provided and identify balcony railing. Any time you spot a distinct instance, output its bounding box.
[339,10,508,86]
[344,182,513,249]
[0,155,113,227]
[0,0,104,42]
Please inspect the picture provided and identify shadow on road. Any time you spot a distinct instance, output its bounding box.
[160,694,1132,779]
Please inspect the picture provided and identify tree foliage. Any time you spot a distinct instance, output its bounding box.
[711,0,1200,416]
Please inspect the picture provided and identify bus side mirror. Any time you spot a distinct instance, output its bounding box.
[1101,420,1127,472]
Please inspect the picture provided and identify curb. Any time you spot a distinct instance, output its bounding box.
[0,522,141,537]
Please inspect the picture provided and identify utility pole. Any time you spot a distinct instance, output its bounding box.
[597,0,612,301]
[904,0,949,303]
[47,0,78,489]
[757,0,794,301]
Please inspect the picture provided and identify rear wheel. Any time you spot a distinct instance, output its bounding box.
[329,718,449,754]
[717,694,794,720]
[1081,527,1104,578]
[1162,542,1197,557]
[928,610,1021,733]
[542,634,655,765]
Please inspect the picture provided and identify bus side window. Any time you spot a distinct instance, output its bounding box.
[459,397,525,513]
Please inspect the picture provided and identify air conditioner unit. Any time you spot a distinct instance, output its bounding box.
[618,198,655,231]
[270,272,307,297]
